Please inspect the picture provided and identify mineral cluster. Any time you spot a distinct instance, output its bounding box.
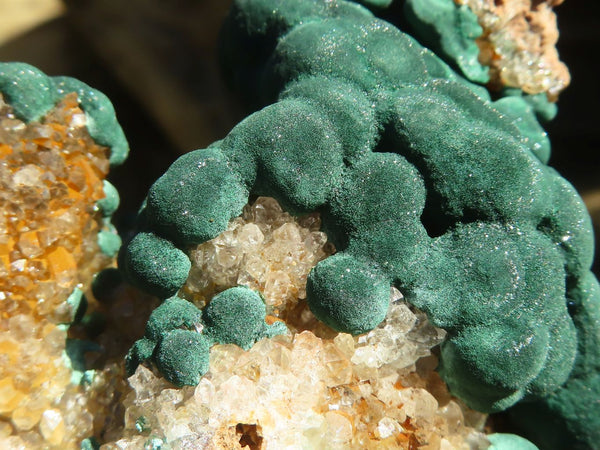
[122,0,599,448]
[1,0,597,449]
[0,63,129,448]
[404,0,570,99]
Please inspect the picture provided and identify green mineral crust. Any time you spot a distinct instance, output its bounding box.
[126,288,287,387]
[0,63,128,166]
[404,0,489,83]
[120,0,599,447]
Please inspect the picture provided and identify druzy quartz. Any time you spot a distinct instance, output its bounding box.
[0,63,129,448]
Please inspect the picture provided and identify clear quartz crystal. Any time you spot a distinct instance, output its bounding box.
[109,251,487,449]
[180,196,335,315]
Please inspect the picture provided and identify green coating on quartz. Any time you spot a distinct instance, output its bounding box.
[120,232,191,299]
[203,286,287,349]
[97,228,122,257]
[127,289,287,385]
[404,0,489,83]
[52,76,129,166]
[307,254,391,335]
[144,296,204,342]
[155,329,212,387]
[0,63,129,166]
[488,433,539,450]
[122,1,599,443]
[0,62,59,120]
[66,288,87,324]
[64,339,101,385]
[97,180,120,218]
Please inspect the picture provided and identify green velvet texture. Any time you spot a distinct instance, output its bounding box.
[121,232,191,299]
[154,330,212,387]
[120,1,599,445]
[126,289,287,386]
[404,0,489,83]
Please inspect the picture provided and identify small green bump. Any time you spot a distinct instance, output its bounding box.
[97,180,120,217]
[97,228,122,257]
[64,338,101,385]
[135,416,151,433]
[264,320,288,339]
[0,62,58,121]
[144,437,166,450]
[125,338,156,376]
[121,232,191,299]
[307,253,390,335]
[488,433,539,450]
[154,329,211,387]
[145,296,204,342]
[81,437,100,450]
[66,287,87,324]
[203,286,283,349]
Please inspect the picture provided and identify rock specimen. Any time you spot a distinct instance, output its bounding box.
[121,0,599,447]
[404,0,570,99]
[0,62,128,448]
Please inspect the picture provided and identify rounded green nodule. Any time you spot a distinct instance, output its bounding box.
[306,253,390,335]
[203,286,268,350]
[154,329,211,387]
[145,296,204,342]
[120,232,191,299]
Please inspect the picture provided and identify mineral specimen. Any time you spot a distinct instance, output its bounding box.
[404,0,570,99]
[121,0,599,447]
[108,293,495,449]
[0,62,129,448]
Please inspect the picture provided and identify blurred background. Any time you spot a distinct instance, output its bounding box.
[0,0,598,275]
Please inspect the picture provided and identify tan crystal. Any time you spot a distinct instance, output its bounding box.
[180,196,334,318]
[457,0,569,99]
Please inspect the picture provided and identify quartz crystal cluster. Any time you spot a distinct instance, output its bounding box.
[107,298,489,449]
[457,0,569,99]
[0,92,111,320]
[0,92,120,448]
[180,196,334,318]
[109,197,490,449]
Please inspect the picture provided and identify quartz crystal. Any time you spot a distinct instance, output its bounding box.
[180,196,334,321]
[0,93,122,449]
[105,306,488,449]
[104,199,489,449]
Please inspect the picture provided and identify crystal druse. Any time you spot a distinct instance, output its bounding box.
[0,62,130,447]
[120,0,600,448]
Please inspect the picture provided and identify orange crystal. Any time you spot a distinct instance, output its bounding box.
[0,92,114,448]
